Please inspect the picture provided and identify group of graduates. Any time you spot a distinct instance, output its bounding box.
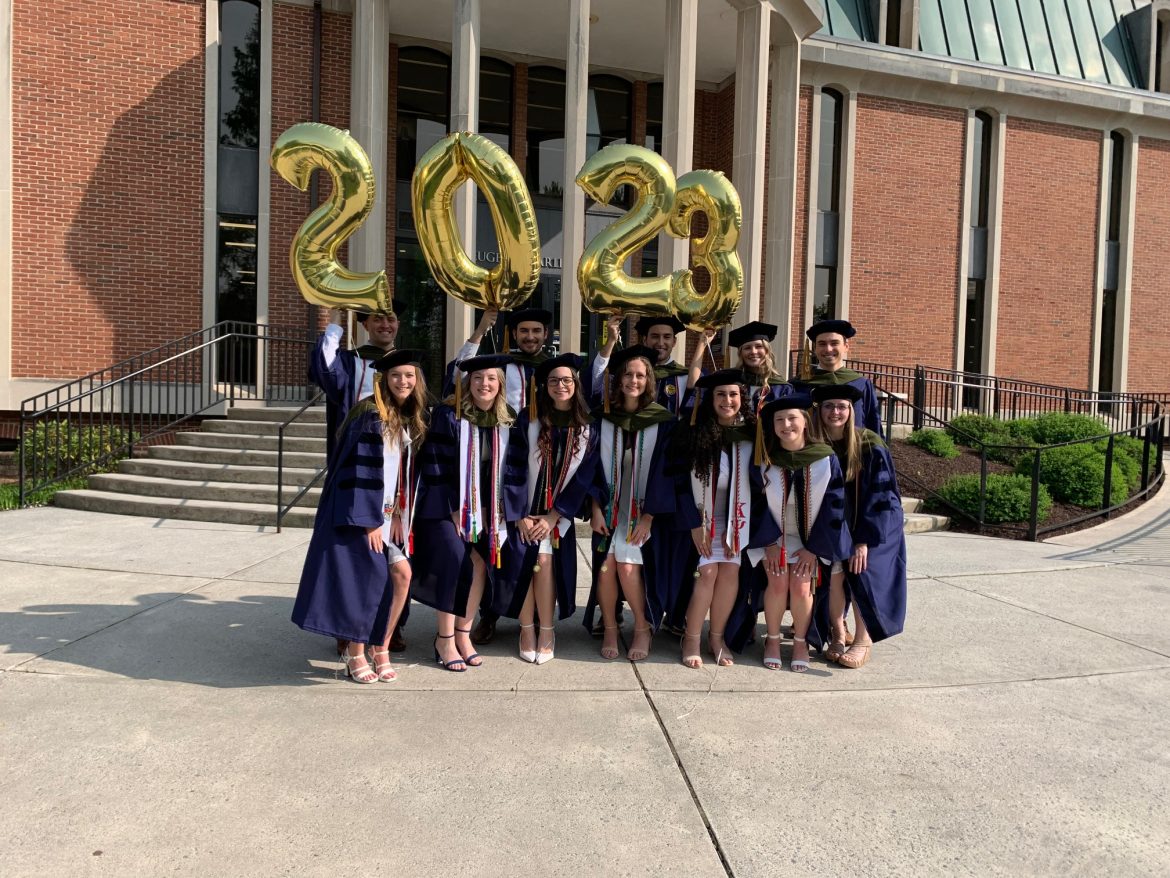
[292,303,907,682]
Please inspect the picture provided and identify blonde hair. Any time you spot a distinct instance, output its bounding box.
[810,401,861,482]
[373,366,429,448]
[457,368,515,425]
[740,344,783,382]
[763,407,811,465]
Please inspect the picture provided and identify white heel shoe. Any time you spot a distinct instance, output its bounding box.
[519,623,537,663]
[535,626,555,665]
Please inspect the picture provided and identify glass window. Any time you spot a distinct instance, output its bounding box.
[1099,132,1127,395]
[393,239,448,388]
[480,56,512,153]
[645,82,663,152]
[816,89,843,213]
[219,0,260,149]
[527,65,566,197]
[396,47,451,183]
[813,266,836,322]
[1107,131,1125,243]
[885,0,902,47]
[970,112,993,228]
[587,74,632,157]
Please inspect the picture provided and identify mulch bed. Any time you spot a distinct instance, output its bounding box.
[889,438,1155,541]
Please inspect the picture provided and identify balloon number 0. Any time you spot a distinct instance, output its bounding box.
[575,143,743,331]
[269,122,390,313]
[411,132,541,311]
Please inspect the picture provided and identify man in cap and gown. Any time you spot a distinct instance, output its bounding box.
[791,319,883,438]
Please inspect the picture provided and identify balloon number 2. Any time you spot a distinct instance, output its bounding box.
[576,143,743,331]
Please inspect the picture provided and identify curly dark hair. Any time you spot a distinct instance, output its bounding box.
[535,367,592,461]
[678,382,756,479]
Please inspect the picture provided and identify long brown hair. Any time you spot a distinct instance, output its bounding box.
[536,367,591,460]
[739,343,784,382]
[373,366,429,448]
[810,401,861,481]
[608,355,657,410]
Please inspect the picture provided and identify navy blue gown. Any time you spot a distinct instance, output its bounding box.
[409,404,529,618]
[309,327,384,460]
[495,413,603,620]
[292,406,402,644]
[725,452,853,653]
[812,431,908,646]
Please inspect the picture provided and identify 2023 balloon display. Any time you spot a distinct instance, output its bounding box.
[271,125,743,330]
[269,122,390,313]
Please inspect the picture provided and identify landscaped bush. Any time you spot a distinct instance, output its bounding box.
[22,422,136,481]
[1028,412,1108,445]
[906,429,959,459]
[1016,443,1128,508]
[945,413,1033,465]
[933,473,1051,524]
[1099,434,1159,491]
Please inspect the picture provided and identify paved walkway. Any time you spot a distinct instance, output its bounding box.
[2,491,1169,875]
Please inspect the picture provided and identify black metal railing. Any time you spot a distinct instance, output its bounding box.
[19,321,319,504]
[276,390,328,532]
[881,390,1165,540]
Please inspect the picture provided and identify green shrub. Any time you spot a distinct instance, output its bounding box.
[22,422,136,481]
[946,414,1010,447]
[1028,413,1108,445]
[906,429,959,459]
[1017,443,1127,508]
[1098,435,1159,491]
[932,473,1051,524]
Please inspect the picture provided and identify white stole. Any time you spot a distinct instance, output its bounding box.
[689,441,752,559]
[380,428,417,555]
[599,419,659,535]
[526,420,591,538]
[351,356,376,407]
[746,456,833,567]
[456,418,512,550]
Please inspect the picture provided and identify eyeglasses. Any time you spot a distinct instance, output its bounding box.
[820,403,852,412]
[546,376,576,387]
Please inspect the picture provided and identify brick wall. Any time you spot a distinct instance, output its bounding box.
[789,85,812,355]
[11,0,205,378]
[847,95,966,368]
[997,117,1101,386]
[1127,137,1170,393]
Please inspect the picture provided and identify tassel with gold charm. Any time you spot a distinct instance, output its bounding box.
[454,373,463,419]
[529,374,537,413]
[798,338,813,380]
[503,325,512,354]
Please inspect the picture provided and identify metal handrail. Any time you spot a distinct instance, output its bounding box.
[276,389,327,532]
[18,321,319,505]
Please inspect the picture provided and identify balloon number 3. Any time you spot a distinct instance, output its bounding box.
[575,143,743,331]
[411,132,541,311]
[269,123,390,312]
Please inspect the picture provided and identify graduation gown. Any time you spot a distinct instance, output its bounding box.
[494,411,603,620]
[589,354,689,416]
[792,368,883,438]
[725,447,852,653]
[812,431,908,645]
[292,404,414,644]
[409,403,529,618]
[582,404,687,633]
[309,324,386,460]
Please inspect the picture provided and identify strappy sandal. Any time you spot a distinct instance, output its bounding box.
[433,634,466,672]
[708,630,734,667]
[600,625,620,660]
[454,626,484,667]
[789,636,810,673]
[342,647,378,683]
[627,625,652,662]
[681,630,703,669]
[535,626,556,665]
[837,643,872,669]
[370,648,398,682]
[518,623,537,663]
[824,634,846,664]
[762,632,783,670]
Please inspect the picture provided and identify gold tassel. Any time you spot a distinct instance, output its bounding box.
[603,372,611,413]
[690,390,700,425]
[529,375,537,412]
[753,411,765,466]
[724,331,731,370]
[798,338,813,380]
[454,375,463,419]
[503,325,511,353]
[373,377,391,426]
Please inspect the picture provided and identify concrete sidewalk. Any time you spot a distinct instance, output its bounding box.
[2,497,1169,876]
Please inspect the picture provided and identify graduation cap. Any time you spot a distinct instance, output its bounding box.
[453,353,513,416]
[355,298,406,321]
[691,369,750,425]
[727,321,777,348]
[756,392,814,464]
[805,319,856,342]
[634,315,685,338]
[535,353,585,384]
[372,349,424,372]
[810,383,863,405]
[603,345,657,413]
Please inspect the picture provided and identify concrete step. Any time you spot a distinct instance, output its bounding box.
[174,431,326,453]
[903,497,924,514]
[119,458,323,487]
[53,489,316,528]
[88,473,323,507]
[227,406,326,424]
[148,444,326,469]
[202,419,325,438]
[904,511,950,534]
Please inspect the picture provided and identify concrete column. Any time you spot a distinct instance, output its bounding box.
[1115,135,1138,392]
[201,0,220,334]
[762,34,801,358]
[731,1,770,327]
[661,0,697,279]
[447,0,480,355]
[560,0,588,353]
[348,0,390,280]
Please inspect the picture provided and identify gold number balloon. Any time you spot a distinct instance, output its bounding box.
[576,143,744,331]
[669,170,743,329]
[411,132,541,310]
[269,122,390,312]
